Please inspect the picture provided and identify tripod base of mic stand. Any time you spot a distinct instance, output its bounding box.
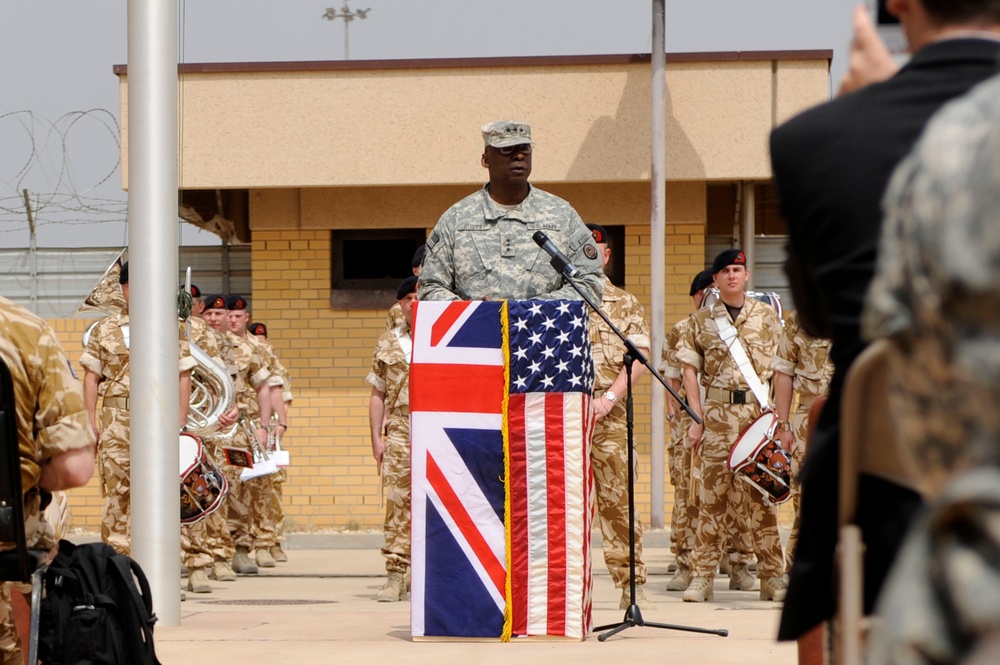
[595,605,729,642]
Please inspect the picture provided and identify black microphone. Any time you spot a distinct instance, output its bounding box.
[532,230,580,279]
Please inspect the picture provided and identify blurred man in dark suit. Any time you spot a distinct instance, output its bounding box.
[769,0,1000,647]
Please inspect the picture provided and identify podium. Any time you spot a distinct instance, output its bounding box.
[409,300,593,640]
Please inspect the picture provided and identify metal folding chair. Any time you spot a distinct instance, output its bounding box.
[836,340,920,665]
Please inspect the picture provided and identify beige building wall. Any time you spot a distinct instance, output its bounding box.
[50,52,830,534]
[118,53,830,189]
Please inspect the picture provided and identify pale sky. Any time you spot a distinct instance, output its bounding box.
[1,0,862,247]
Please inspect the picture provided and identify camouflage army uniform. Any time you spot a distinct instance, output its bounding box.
[80,312,194,555]
[179,316,236,571]
[418,185,604,303]
[661,318,697,571]
[366,324,412,575]
[252,336,292,553]
[588,276,650,588]
[663,317,754,574]
[864,72,1000,497]
[0,296,94,664]
[224,331,278,554]
[769,310,832,565]
[862,76,1000,665]
[385,302,405,331]
[677,298,785,582]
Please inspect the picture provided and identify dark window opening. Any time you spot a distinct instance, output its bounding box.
[330,228,426,309]
[601,225,626,288]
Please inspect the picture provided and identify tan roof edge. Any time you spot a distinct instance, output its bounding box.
[112,50,833,76]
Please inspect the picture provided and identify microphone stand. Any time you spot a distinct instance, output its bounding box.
[556,263,727,642]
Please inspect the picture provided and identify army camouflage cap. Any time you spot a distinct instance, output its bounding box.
[481,120,533,148]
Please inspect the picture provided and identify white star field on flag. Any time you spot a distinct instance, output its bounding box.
[507,300,594,394]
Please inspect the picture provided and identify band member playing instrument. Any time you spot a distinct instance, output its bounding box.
[179,284,241,593]
[676,249,786,602]
[80,261,193,555]
[248,321,294,563]
[225,295,284,570]
[201,294,272,576]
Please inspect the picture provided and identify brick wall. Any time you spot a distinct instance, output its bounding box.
[52,214,712,534]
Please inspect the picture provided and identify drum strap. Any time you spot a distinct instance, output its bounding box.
[394,326,412,365]
[712,309,771,410]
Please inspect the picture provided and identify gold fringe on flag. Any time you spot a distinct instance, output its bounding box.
[500,300,514,643]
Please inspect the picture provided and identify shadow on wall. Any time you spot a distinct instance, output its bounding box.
[566,65,704,182]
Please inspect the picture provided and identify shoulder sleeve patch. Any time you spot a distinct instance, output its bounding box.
[583,243,598,260]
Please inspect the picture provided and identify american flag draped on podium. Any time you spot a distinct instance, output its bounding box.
[409,299,594,640]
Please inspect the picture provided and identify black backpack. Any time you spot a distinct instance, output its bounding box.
[38,539,161,665]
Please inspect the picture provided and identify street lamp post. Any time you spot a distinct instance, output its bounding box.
[322,2,371,60]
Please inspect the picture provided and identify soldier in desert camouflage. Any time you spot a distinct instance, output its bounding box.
[676,249,786,603]
[225,295,283,571]
[367,276,417,602]
[660,269,713,592]
[80,261,193,556]
[585,223,654,611]
[771,309,833,569]
[0,296,95,665]
[417,120,603,303]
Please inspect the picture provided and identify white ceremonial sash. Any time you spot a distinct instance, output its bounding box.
[395,326,412,364]
[712,308,770,410]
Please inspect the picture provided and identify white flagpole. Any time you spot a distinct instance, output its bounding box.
[127,0,181,625]
[649,0,667,528]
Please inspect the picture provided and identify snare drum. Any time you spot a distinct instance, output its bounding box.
[727,411,792,506]
[179,432,228,524]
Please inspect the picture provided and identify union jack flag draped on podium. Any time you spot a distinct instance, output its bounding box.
[409,299,594,640]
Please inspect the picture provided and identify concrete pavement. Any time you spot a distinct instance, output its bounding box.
[151,534,796,665]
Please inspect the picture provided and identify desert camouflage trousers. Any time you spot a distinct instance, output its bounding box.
[690,402,784,579]
[98,406,131,555]
[668,416,696,569]
[382,418,411,574]
[226,471,277,551]
[272,467,287,545]
[671,415,753,570]
[181,435,232,569]
[0,584,22,665]
[592,408,646,587]
[784,399,813,569]
[217,425,278,551]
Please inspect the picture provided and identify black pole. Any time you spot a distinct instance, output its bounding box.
[549,260,726,640]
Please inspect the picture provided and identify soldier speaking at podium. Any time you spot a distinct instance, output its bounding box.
[418,120,603,303]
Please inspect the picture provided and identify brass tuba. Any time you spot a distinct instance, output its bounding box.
[78,256,236,435]
[181,269,236,436]
[186,341,236,436]
[78,249,127,348]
